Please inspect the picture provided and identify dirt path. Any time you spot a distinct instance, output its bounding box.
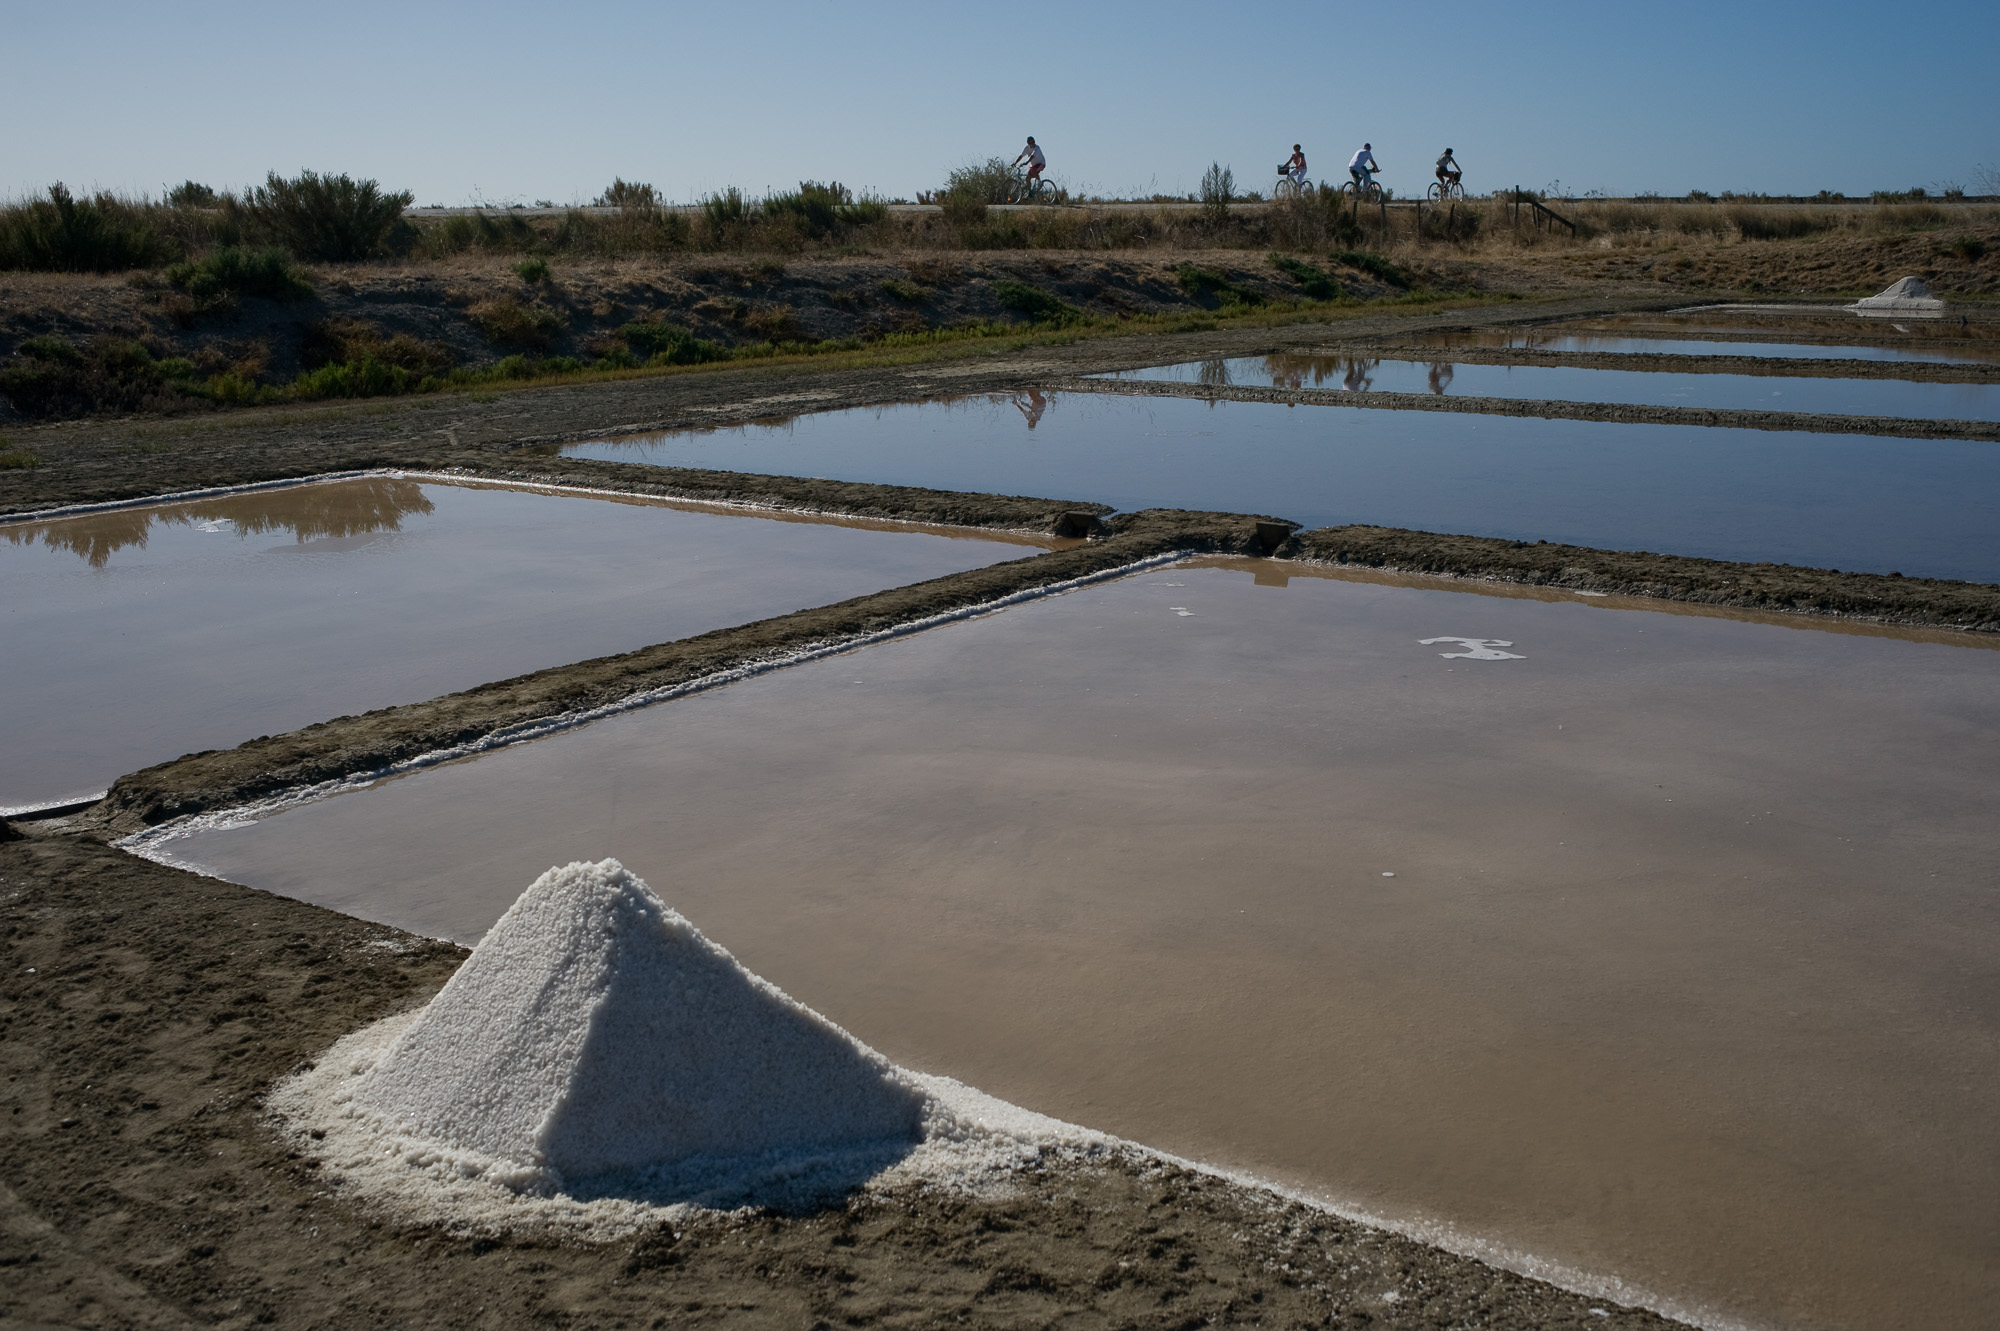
[0,829,1689,1330]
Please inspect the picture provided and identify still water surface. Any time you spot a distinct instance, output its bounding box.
[1102,354,2000,419]
[0,477,1048,811]
[167,561,2000,1331]
[566,393,2000,581]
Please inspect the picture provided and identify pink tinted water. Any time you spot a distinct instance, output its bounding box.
[172,562,2000,1330]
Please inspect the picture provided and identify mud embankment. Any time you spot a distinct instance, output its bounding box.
[1283,526,2000,630]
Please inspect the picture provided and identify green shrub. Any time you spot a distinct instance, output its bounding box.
[470,297,564,349]
[0,335,195,418]
[1949,236,1986,261]
[701,188,748,241]
[1267,254,1342,300]
[165,181,219,210]
[288,355,418,401]
[619,320,729,365]
[1176,263,1263,305]
[943,159,1018,205]
[0,447,39,469]
[763,181,886,239]
[880,278,928,302]
[0,184,175,272]
[514,256,551,283]
[595,179,659,209]
[992,279,1081,324]
[1199,162,1235,219]
[166,246,313,301]
[1330,250,1411,288]
[241,170,413,261]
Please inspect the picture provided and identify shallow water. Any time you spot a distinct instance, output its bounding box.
[1102,354,2000,420]
[0,477,1050,811]
[168,561,2000,1331]
[566,393,2000,582]
[1426,328,2000,365]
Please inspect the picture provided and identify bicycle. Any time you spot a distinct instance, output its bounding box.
[1426,178,1465,202]
[1339,175,1384,205]
[1273,168,1312,201]
[1007,169,1055,204]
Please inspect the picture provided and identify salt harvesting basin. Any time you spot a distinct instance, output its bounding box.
[564,393,2000,582]
[0,476,1054,812]
[1101,354,2000,420]
[1427,322,2000,365]
[164,558,2000,1331]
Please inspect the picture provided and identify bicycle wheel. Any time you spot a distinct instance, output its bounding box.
[1337,181,1357,202]
[1363,182,1384,205]
[1450,182,1466,201]
[1029,178,1054,203]
[1426,182,1444,202]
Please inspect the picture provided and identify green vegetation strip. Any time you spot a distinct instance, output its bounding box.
[88,511,1275,835]
[1288,525,2000,631]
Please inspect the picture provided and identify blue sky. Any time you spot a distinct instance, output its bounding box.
[3,0,1994,205]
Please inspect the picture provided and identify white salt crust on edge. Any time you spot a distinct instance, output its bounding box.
[269,1009,1116,1242]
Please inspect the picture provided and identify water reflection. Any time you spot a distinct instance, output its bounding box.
[1012,388,1049,429]
[4,478,437,568]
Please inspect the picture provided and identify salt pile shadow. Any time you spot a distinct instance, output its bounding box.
[275,860,1105,1231]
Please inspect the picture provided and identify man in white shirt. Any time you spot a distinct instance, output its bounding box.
[1012,137,1047,192]
[1348,143,1380,190]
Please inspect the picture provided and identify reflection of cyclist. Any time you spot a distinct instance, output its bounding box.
[1013,388,1048,428]
[1341,357,1376,392]
[1426,361,1455,395]
[1435,149,1461,191]
[1011,136,1046,191]
[1348,143,1380,191]
[1281,144,1308,189]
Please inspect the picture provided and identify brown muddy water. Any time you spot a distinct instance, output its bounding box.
[0,476,1055,812]
[162,560,2000,1331]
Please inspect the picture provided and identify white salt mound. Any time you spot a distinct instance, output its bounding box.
[1850,275,1946,310]
[276,858,1112,1231]
[348,858,926,1186]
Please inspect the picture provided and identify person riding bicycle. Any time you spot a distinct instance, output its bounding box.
[1012,136,1047,192]
[1435,149,1462,192]
[1281,144,1308,189]
[1348,144,1380,192]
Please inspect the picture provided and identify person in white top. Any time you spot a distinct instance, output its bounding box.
[1282,144,1308,189]
[1012,137,1047,191]
[1435,148,1461,191]
[1348,144,1380,190]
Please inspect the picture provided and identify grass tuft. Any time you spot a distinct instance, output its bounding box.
[1176,263,1263,305]
[513,257,551,283]
[992,279,1082,324]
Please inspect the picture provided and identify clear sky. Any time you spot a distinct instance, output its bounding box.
[3,0,1995,205]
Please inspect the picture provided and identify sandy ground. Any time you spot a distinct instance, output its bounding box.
[1,829,1684,1330]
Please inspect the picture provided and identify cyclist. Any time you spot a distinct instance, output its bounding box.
[1281,144,1308,191]
[1348,143,1381,192]
[1435,148,1462,193]
[1012,136,1047,193]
